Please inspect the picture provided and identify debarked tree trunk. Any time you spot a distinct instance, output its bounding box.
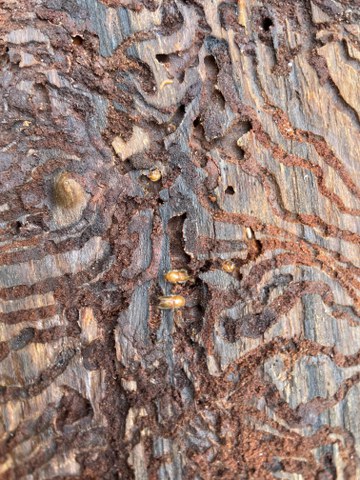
[0,0,360,479]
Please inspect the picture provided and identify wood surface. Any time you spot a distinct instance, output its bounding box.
[0,0,360,478]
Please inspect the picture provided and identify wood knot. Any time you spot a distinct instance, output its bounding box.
[53,172,85,209]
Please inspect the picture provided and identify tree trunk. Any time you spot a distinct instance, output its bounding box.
[1,0,359,478]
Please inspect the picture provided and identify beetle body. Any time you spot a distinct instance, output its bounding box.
[164,269,191,284]
[158,295,186,310]
[221,260,236,273]
[147,168,162,182]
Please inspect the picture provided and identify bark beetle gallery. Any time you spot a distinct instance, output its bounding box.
[0,0,359,479]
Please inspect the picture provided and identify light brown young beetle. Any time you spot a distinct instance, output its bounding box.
[164,269,191,284]
[158,295,186,310]
[53,171,85,209]
[221,260,236,273]
[147,168,162,182]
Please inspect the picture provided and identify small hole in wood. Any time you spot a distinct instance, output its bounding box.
[237,146,245,158]
[243,120,253,132]
[171,104,186,126]
[262,17,273,31]
[204,55,219,78]
[177,70,185,83]
[156,53,170,63]
[72,35,83,46]
[223,317,238,343]
[214,89,226,109]
[225,186,235,195]
[193,117,201,127]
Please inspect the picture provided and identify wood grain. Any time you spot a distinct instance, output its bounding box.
[0,0,359,478]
